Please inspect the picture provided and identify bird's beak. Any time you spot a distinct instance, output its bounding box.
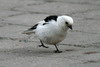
[68,25,73,30]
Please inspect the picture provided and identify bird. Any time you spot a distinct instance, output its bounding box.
[22,15,74,53]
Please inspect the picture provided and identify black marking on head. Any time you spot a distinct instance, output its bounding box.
[28,24,38,30]
[43,23,49,25]
[44,15,58,22]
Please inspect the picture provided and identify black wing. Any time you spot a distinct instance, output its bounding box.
[28,24,38,30]
[44,15,58,22]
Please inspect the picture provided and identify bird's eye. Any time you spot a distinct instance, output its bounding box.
[65,22,68,25]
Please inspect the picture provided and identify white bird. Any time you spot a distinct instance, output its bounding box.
[22,15,74,53]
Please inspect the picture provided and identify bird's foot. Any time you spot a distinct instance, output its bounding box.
[54,50,62,53]
[38,45,49,48]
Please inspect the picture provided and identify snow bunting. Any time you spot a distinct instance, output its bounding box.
[22,15,74,53]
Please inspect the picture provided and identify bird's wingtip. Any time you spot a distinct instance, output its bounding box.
[22,30,35,35]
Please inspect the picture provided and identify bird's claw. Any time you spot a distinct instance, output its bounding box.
[38,45,49,48]
[54,50,62,53]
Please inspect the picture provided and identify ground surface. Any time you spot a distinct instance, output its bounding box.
[0,0,100,67]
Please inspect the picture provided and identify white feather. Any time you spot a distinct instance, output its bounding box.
[23,15,73,45]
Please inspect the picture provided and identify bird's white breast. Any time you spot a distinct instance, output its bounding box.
[35,22,68,45]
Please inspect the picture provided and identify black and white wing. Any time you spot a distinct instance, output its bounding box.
[22,15,58,35]
[22,24,38,35]
[28,24,38,30]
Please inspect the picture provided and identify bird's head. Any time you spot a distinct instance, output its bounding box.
[58,15,74,30]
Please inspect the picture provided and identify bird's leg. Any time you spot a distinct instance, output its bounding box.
[38,40,49,48]
[54,44,62,53]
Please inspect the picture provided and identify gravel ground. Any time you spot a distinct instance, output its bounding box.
[0,0,100,67]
